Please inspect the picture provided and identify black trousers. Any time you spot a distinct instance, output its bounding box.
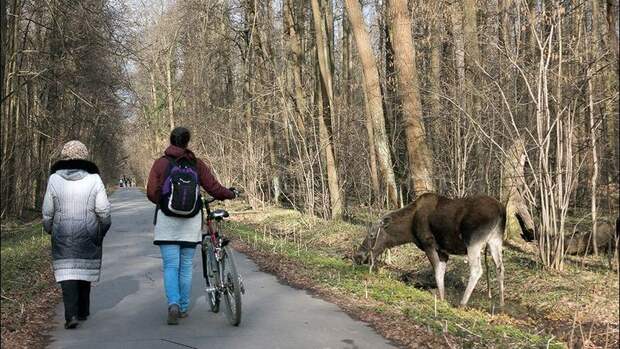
[60,280,91,321]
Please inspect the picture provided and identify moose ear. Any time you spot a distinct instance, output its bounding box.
[381,215,392,227]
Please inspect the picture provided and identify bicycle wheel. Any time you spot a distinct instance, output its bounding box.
[221,246,242,326]
[202,237,220,313]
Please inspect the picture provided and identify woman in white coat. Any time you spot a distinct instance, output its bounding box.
[42,141,111,329]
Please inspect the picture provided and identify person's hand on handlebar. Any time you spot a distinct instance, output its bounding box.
[229,187,240,198]
[202,188,240,203]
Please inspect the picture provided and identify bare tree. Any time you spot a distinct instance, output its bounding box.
[343,0,399,207]
[311,0,344,219]
[387,0,435,195]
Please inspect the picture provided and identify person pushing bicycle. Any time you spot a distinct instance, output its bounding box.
[146,126,238,325]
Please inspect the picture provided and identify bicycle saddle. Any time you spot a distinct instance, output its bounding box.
[208,209,229,221]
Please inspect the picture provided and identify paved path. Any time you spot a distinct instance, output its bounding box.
[46,188,396,349]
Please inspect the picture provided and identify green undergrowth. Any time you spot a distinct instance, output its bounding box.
[1,223,52,297]
[228,220,562,348]
[228,203,619,348]
[1,222,58,337]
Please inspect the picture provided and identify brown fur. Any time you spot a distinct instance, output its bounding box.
[354,193,507,307]
[564,221,615,255]
[565,219,619,270]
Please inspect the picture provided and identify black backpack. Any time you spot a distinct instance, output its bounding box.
[158,156,202,218]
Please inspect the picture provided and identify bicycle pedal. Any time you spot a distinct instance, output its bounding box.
[204,286,217,293]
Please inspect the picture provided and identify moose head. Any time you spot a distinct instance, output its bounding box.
[352,205,416,265]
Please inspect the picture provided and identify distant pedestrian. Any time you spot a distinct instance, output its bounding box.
[146,127,236,325]
[42,140,111,329]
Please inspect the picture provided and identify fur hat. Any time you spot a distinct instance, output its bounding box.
[60,140,89,160]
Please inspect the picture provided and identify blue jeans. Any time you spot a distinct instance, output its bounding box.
[159,245,196,312]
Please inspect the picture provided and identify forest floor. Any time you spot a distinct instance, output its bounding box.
[225,202,619,348]
[0,221,60,349]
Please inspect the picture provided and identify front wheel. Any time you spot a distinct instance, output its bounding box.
[221,246,242,326]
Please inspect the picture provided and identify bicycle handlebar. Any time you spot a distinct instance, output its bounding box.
[203,187,242,205]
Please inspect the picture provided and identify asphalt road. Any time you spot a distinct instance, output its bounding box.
[46,188,396,349]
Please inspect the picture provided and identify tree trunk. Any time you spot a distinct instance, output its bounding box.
[284,0,315,215]
[450,2,466,90]
[501,139,535,240]
[166,47,175,130]
[589,69,600,255]
[342,15,352,105]
[0,0,6,101]
[317,92,342,218]
[449,0,468,197]
[361,72,381,201]
[429,7,443,121]
[310,0,335,109]
[243,0,255,145]
[607,0,619,66]
[500,0,515,57]
[284,0,308,134]
[603,0,620,183]
[382,0,397,156]
[343,0,399,207]
[311,0,343,219]
[462,0,481,66]
[266,115,281,203]
[387,0,435,195]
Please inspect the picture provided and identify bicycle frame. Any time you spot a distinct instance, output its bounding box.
[203,199,218,242]
[202,198,226,289]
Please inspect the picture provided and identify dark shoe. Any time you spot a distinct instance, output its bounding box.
[65,316,79,329]
[167,304,179,325]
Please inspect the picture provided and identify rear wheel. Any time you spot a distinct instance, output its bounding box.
[221,246,242,326]
[202,237,220,313]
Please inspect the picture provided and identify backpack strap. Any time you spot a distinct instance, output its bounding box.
[153,155,173,225]
[164,155,177,166]
[162,155,177,177]
[158,156,177,204]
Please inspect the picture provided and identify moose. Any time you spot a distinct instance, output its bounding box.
[353,193,508,307]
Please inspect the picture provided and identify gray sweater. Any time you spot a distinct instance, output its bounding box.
[154,209,202,245]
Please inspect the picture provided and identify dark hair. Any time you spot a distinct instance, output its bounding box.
[170,127,191,148]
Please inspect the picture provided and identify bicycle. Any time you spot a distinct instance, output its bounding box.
[200,196,245,326]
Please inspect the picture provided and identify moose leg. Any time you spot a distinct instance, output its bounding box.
[488,236,505,307]
[425,249,448,300]
[460,243,484,307]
